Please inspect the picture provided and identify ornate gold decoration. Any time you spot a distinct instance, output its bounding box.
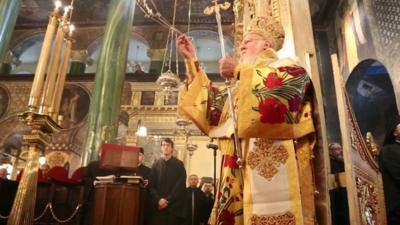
[46,151,70,168]
[247,138,288,180]
[250,211,295,225]
[345,92,379,172]
[7,112,61,225]
[356,177,379,225]
[365,132,380,159]
[245,16,285,50]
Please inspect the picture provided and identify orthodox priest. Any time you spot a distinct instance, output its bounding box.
[177,16,316,225]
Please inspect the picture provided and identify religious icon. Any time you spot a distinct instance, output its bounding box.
[59,84,90,129]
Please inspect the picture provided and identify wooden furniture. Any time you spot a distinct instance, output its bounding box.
[100,144,140,169]
[91,182,143,225]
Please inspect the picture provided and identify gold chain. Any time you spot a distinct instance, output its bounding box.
[49,203,82,224]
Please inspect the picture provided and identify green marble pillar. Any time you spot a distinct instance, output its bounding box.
[81,0,136,165]
[0,0,22,68]
[69,61,85,75]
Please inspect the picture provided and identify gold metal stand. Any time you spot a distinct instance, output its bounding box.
[7,112,60,225]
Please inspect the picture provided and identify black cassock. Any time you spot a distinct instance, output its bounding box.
[380,116,400,225]
[380,142,400,225]
[184,187,208,225]
[149,157,186,225]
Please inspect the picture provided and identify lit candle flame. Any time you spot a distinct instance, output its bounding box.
[54,0,62,11]
[68,24,75,36]
[63,6,70,16]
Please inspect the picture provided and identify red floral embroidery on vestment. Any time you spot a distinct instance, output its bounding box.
[224,155,239,169]
[259,98,287,123]
[218,210,235,225]
[263,72,283,88]
[278,66,307,76]
[288,94,301,112]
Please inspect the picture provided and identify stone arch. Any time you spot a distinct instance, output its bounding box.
[345,59,398,145]
[10,32,45,74]
[85,31,151,73]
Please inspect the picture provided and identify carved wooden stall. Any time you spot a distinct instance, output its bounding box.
[333,55,387,225]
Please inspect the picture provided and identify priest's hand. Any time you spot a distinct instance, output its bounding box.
[177,35,196,60]
[219,56,239,79]
[158,198,169,210]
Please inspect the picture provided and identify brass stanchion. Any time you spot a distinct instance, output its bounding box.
[7,1,75,224]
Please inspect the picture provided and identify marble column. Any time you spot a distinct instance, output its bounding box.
[0,0,22,71]
[148,48,166,75]
[69,50,89,75]
[81,0,136,165]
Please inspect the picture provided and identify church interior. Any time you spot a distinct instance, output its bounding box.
[0,0,399,224]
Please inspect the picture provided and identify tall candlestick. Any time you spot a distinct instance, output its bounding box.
[28,6,61,111]
[50,32,73,121]
[39,21,66,115]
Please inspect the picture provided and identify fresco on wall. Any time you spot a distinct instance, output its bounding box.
[0,116,31,159]
[59,84,90,129]
[0,86,10,119]
[336,0,376,76]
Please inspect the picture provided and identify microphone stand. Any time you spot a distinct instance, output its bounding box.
[207,143,218,200]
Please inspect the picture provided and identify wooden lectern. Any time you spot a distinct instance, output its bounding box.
[90,144,144,225]
[91,182,143,225]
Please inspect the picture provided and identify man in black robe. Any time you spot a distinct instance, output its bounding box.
[134,147,152,225]
[202,182,214,224]
[184,174,207,225]
[150,138,187,225]
[328,142,349,225]
[379,115,400,225]
[135,147,152,185]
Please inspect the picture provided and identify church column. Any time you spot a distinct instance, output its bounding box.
[174,129,189,169]
[81,0,136,165]
[69,50,89,75]
[0,51,15,75]
[0,0,22,71]
[148,48,166,75]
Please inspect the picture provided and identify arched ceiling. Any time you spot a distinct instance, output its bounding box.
[17,0,235,28]
[17,0,338,28]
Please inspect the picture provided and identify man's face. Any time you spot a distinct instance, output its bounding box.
[188,175,199,187]
[329,143,343,161]
[138,153,144,164]
[393,123,400,140]
[161,141,173,156]
[203,183,213,193]
[239,33,269,63]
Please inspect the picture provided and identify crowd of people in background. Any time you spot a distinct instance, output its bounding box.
[79,137,215,225]
[2,120,400,225]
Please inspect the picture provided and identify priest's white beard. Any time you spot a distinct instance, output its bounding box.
[239,53,259,64]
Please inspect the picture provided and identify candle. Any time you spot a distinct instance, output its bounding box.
[28,3,61,111]
[39,20,66,115]
[50,29,73,120]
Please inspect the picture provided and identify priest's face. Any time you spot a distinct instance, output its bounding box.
[161,141,173,157]
[239,33,269,64]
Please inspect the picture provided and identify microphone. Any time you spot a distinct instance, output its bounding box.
[206,143,218,150]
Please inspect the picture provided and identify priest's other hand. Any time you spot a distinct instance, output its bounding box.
[158,198,169,209]
[219,56,239,79]
[177,35,196,60]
